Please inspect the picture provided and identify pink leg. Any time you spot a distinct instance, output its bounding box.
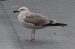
[30,29,35,41]
[32,30,35,40]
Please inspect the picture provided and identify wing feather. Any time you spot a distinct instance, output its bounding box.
[24,13,48,26]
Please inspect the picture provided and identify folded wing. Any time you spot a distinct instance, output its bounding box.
[24,13,49,26]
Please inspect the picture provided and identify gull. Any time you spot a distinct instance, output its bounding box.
[13,7,67,41]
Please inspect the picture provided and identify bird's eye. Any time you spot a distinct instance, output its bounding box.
[21,9,24,11]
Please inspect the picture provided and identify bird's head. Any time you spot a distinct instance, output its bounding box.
[13,7,30,13]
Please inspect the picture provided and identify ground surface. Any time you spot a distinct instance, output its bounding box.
[0,0,75,49]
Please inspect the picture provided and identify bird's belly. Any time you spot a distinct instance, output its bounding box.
[20,22,45,29]
[18,17,45,29]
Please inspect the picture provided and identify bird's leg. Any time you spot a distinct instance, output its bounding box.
[31,29,35,41]
[33,29,35,40]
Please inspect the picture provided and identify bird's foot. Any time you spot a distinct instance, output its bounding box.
[29,38,35,41]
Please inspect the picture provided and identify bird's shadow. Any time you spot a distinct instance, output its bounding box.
[20,39,58,47]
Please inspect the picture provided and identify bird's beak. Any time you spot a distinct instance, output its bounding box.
[13,10,19,13]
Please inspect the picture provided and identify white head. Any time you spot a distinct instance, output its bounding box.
[18,7,29,12]
[13,7,30,13]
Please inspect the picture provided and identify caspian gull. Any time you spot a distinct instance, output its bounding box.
[13,7,67,41]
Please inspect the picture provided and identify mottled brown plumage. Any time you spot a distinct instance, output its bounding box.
[24,13,48,26]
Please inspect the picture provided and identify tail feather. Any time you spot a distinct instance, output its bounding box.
[42,23,67,27]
